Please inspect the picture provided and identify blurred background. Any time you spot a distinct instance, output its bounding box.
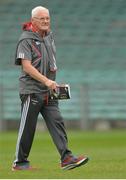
[0,0,126,132]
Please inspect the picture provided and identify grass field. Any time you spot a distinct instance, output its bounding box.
[0,129,126,179]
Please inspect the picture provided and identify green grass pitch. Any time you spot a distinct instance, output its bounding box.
[0,129,126,179]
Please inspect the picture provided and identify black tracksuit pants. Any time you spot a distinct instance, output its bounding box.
[14,93,72,164]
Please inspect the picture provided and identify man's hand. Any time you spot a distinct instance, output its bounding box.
[45,79,58,91]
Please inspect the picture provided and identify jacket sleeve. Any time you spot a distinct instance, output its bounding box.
[15,39,32,65]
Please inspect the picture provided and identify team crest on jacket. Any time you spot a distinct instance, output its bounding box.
[35,41,40,45]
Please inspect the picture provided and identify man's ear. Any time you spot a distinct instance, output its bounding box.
[31,18,33,23]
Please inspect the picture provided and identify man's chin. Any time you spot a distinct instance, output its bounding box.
[41,27,49,31]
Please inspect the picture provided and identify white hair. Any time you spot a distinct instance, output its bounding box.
[31,6,49,18]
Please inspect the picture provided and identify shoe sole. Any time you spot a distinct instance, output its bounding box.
[62,157,89,170]
[12,167,31,171]
[70,157,89,170]
[12,166,39,171]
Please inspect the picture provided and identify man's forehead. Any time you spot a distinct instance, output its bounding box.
[36,10,50,17]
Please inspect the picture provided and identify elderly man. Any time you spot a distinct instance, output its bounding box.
[12,6,89,171]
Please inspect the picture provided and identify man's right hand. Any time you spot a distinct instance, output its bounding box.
[45,79,58,91]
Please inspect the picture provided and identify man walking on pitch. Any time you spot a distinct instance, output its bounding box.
[12,6,89,171]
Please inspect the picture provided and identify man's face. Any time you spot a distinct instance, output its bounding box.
[32,10,50,32]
